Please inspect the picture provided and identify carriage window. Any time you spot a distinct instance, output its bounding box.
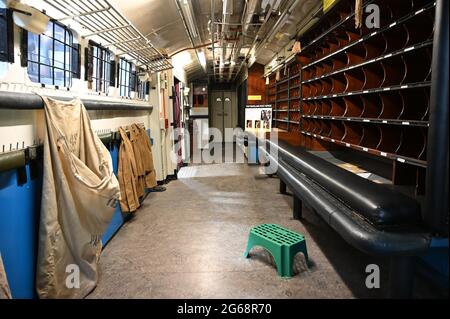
[119,58,133,98]
[27,21,78,87]
[136,69,148,100]
[87,43,114,94]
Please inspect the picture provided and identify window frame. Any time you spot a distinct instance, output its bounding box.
[26,20,78,88]
[87,41,114,94]
[119,58,133,98]
[0,8,14,63]
[136,68,148,100]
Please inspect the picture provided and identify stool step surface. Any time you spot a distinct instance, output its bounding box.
[252,224,305,246]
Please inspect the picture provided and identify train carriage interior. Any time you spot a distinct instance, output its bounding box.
[0,0,448,304]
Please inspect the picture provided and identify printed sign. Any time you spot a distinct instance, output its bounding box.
[248,95,262,101]
[245,105,272,133]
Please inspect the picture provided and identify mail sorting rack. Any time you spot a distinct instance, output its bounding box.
[267,0,436,193]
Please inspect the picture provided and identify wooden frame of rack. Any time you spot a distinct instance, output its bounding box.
[267,0,436,192]
[268,62,302,133]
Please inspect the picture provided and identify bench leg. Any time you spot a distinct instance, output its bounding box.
[293,196,303,220]
[388,256,415,299]
[280,179,287,195]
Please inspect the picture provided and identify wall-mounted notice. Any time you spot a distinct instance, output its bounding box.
[245,105,273,133]
[248,95,262,101]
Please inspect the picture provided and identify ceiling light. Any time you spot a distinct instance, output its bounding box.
[222,0,233,14]
[180,0,198,38]
[292,40,302,54]
[197,51,207,69]
[248,55,256,68]
[240,48,250,56]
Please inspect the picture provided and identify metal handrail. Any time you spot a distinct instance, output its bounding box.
[43,0,173,72]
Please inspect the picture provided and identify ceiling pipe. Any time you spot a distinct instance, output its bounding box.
[211,0,216,80]
[219,0,232,81]
[226,0,259,81]
[168,41,218,58]
[232,0,283,81]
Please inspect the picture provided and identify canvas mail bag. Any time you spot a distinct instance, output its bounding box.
[0,254,11,299]
[36,97,121,299]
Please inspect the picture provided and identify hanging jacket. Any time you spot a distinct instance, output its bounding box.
[118,127,140,213]
[129,125,146,199]
[36,97,121,299]
[132,124,157,189]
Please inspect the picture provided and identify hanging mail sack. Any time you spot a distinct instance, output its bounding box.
[36,97,121,299]
[0,254,12,299]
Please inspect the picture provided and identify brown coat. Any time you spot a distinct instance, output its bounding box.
[132,124,157,189]
[130,125,146,198]
[117,124,158,213]
[118,127,140,213]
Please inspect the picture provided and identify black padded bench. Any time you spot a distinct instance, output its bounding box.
[256,137,432,298]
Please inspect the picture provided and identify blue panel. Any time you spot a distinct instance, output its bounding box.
[0,165,42,299]
[420,239,449,288]
[102,143,124,246]
[247,145,259,165]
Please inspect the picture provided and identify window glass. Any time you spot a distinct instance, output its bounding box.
[88,43,113,94]
[136,69,148,100]
[0,62,7,78]
[119,58,133,98]
[27,21,77,87]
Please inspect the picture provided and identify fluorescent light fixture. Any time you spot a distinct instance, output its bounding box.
[248,55,256,68]
[240,48,250,55]
[197,51,207,69]
[222,0,233,14]
[292,40,301,54]
[181,0,198,38]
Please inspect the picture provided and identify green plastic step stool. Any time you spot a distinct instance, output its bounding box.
[244,224,309,278]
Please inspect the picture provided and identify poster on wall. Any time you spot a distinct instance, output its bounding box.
[245,105,273,133]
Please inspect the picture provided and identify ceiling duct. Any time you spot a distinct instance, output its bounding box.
[242,0,258,35]
[221,0,233,33]
[250,0,301,67]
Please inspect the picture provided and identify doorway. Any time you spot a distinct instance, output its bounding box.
[211,91,237,142]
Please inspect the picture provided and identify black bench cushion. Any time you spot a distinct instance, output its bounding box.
[272,140,422,228]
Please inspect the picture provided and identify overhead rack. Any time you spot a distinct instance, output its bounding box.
[43,0,173,72]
